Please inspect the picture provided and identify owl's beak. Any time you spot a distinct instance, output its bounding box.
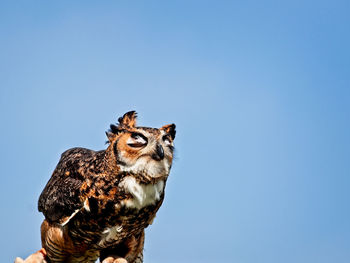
[152,144,164,161]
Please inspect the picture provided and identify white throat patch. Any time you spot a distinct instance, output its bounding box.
[119,176,164,209]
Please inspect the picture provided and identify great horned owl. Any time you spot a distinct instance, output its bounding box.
[37,111,176,263]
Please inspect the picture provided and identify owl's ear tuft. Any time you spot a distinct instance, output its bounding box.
[109,124,120,134]
[118,111,137,128]
[161,124,176,140]
[106,123,123,142]
[105,131,115,143]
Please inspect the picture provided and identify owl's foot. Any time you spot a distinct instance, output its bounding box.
[14,248,47,263]
[102,256,128,263]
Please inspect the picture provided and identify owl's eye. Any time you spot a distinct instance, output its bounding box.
[127,133,148,148]
[162,135,172,146]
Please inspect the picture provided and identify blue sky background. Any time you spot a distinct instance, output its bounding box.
[1,1,349,262]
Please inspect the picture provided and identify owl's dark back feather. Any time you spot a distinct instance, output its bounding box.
[38,147,105,223]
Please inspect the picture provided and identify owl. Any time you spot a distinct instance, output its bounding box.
[36,111,176,263]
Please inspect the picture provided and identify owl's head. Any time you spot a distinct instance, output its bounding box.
[106,111,176,181]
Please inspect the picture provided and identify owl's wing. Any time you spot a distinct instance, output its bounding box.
[38,149,86,224]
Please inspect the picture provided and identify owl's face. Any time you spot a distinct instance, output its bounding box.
[106,111,176,181]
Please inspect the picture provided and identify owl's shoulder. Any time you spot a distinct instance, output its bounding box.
[60,147,104,162]
[57,147,105,173]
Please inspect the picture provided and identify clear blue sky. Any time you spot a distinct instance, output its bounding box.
[1,1,349,262]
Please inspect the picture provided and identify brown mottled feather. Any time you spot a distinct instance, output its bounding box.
[37,111,176,263]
